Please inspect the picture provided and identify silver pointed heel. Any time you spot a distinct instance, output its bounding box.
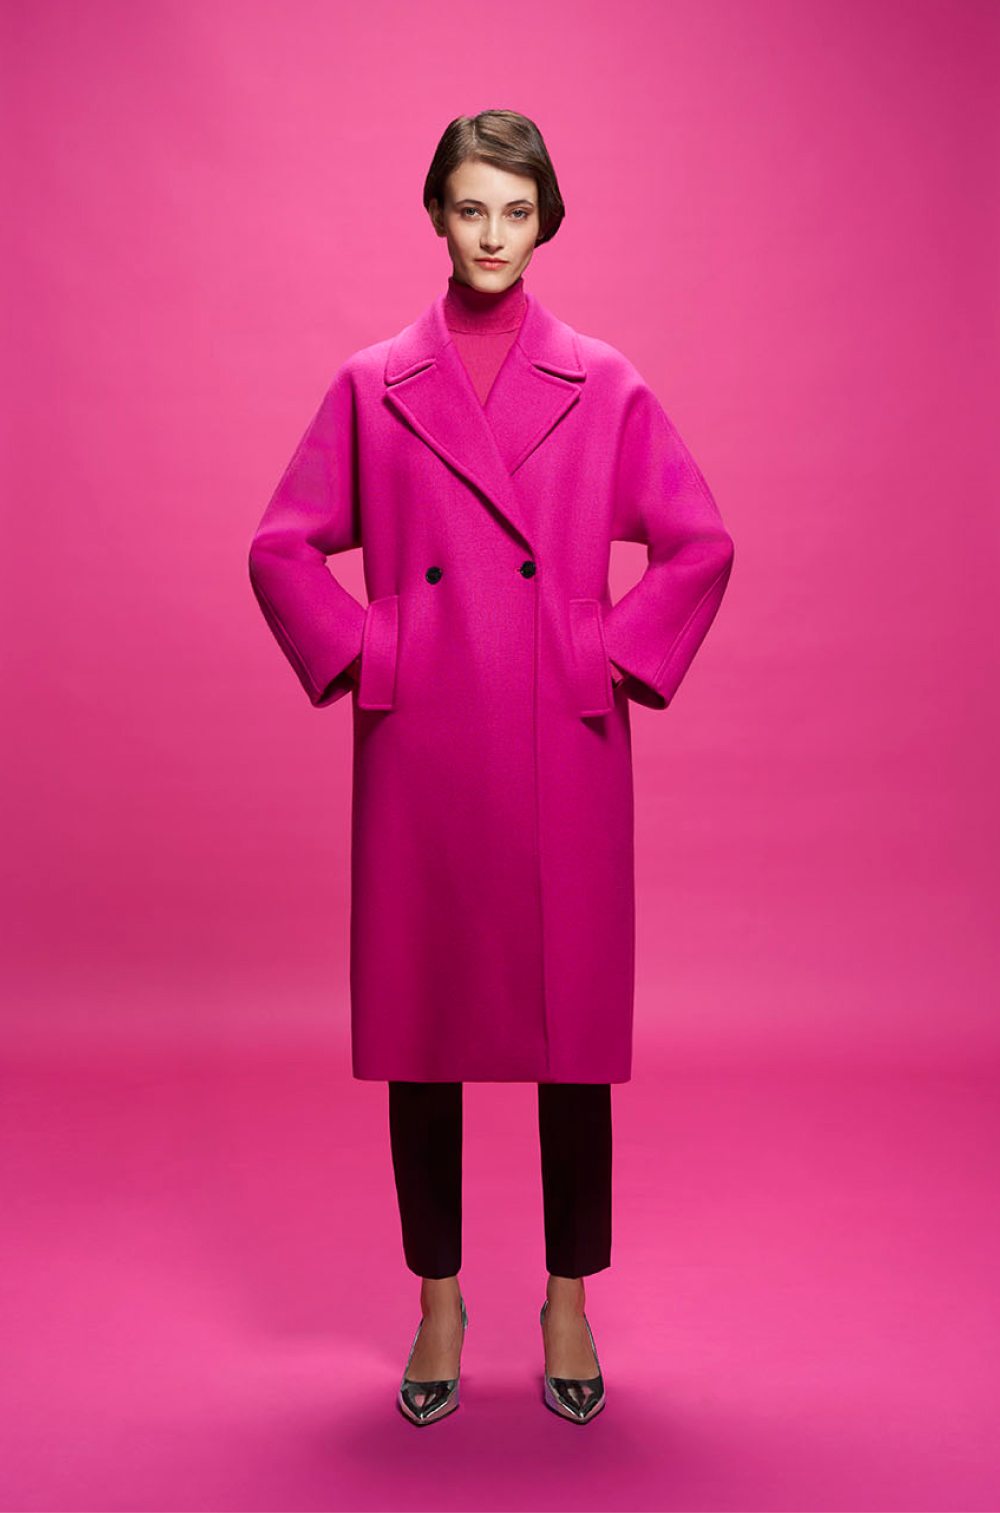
[540,1297,606,1423]
[397,1293,469,1425]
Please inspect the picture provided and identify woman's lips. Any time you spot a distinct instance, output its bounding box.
[476,259,506,267]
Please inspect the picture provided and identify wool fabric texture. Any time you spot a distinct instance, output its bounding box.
[249,280,735,1082]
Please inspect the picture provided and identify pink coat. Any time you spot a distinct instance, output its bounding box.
[248,286,735,1082]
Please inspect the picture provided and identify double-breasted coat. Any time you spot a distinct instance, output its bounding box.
[248,285,735,1083]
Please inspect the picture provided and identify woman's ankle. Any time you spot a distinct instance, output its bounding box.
[419,1274,461,1315]
[545,1273,587,1311]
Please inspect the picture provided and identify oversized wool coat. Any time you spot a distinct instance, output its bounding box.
[248,285,735,1083]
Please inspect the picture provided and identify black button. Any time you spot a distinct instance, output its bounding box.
[519,560,536,578]
[425,565,443,583]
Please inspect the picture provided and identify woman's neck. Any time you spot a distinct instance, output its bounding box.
[444,273,526,333]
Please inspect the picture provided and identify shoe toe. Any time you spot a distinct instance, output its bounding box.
[546,1372,605,1421]
[399,1376,459,1423]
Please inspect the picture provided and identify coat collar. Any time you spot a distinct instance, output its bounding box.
[383,287,586,553]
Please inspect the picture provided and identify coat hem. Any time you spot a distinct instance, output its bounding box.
[351,1071,634,1084]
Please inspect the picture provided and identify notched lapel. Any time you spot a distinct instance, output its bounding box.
[383,289,586,553]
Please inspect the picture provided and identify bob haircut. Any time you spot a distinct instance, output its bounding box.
[423,110,566,247]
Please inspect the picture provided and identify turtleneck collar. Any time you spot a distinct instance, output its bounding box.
[444,273,526,333]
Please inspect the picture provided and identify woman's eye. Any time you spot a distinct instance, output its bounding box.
[458,207,531,220]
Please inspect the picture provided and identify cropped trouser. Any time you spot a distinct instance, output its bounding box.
[387,1081,612,1279]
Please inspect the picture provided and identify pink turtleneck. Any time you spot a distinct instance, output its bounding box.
[443,273,526,405]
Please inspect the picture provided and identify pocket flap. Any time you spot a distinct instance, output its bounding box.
[357,594,399,710]
[569,598,614,716]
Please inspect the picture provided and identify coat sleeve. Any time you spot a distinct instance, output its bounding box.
[248,363,367,708]
[603,378,735,710]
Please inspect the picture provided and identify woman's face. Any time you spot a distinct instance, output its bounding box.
[429,158,540,291]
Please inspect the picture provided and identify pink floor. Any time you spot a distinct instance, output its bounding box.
[2,1047,997,1511]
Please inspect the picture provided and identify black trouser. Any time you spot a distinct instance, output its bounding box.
[387,1081,612,1279]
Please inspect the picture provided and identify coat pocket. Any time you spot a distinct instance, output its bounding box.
[569,598,614,716]
[357,594,399,710]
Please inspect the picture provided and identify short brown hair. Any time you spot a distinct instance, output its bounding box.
[423,111,566,246]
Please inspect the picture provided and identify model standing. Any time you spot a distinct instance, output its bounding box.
[248,110,735,1425]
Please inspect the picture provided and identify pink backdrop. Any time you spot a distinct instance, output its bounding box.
[3,0,999,1508]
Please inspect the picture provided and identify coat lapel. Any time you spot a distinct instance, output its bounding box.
[383,287,586,552]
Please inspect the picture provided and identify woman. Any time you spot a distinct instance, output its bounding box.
[248,110,735,1426]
